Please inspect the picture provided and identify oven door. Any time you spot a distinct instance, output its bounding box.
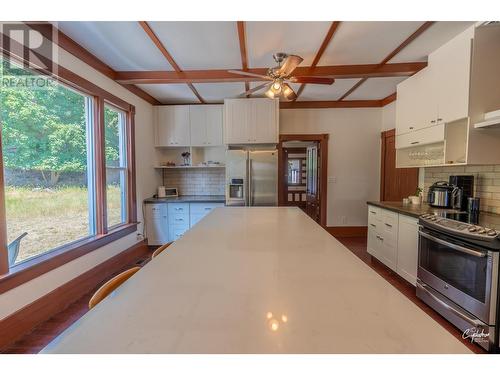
[418,228,498,325]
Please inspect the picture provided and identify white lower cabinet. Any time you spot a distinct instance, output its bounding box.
[145,204,169,246]
[367,205,419,286]
[396,215,419,285]
[146,202,224,244]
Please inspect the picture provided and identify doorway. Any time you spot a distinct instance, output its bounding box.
[380,129,419,201]
[278,134,328,227]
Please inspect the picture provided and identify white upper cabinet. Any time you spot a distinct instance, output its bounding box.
[396,26,473,136]
[156,106,191,147]
[224,98,279,144]
[156,105,223,147]
[189,105,223,146]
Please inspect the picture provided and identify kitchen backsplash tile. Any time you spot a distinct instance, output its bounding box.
[423,165,500,213]
[162,168,225,196]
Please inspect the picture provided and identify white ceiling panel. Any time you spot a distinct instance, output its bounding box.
[389,22,476,63]
[57,22,172,71]
[346,77,407,100]
[147,22,241,70]
[319,21,423,65]
[246,22,332,68]
[297,79,362,101]
[193,83,245,102]
[136,84,197,104]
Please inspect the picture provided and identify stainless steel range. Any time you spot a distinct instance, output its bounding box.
[417,212,500,351]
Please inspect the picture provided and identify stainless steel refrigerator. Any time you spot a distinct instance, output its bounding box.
[225,149,278,206]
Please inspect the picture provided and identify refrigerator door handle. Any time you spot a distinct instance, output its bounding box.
[248,158,253,206]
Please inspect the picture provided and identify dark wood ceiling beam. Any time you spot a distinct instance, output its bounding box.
[23,22,161,105]
[138,21,205,103]
[280,99,385,109]
[236,21,251,97]
[296,21,341,100]
[380,92,397,106]
[114,62,426,84]
[339,21,435,101]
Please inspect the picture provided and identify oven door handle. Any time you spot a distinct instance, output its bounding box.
[419,231,486,258]
[417,282,484,327]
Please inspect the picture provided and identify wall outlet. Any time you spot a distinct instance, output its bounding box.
[340,216,347,224]
[136,233,144,241]
[328,176,337,183]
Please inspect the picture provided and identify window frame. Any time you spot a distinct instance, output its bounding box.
[0,30,138,292]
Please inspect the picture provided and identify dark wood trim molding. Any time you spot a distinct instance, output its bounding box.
[280,100,384,109]
[0,224,138,294]
[381,92,397,106]
[138,21,205,104]
[0,130,7,275]
[24,22,161,106]
[278,134,329,227]
[95,97,108,234]
[296,21,341,100]
[127,107,138,224]
[339,22,435,101]
[326,226,368,237]
[380,129,396,201]
[115,62,427,84]
[0,240,149,351]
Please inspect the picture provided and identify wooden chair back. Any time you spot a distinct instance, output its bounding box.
[88,267,141,309]
[151,241,174,259]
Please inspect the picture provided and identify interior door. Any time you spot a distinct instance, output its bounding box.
[381,129,419,201]
[305,145,321,223]
[283,147,307,208]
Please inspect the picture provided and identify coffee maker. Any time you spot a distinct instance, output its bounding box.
[449,175,474,211]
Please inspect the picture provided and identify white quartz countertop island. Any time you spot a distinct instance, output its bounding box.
[41,207,471,354]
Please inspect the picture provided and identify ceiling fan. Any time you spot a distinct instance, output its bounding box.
[228,52,335,101]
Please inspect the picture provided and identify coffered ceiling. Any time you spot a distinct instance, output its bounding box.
[56,21,475,106]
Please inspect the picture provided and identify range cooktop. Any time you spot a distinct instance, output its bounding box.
[420,211,500,244]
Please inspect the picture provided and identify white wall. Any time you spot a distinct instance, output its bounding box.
[280,108,382,227]
[0,48,158,319]
[381,101,396,131]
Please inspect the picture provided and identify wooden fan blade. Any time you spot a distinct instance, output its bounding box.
[276,55,303,77]
[228,70,271,80]
[288,76,335,85]
[239,82,270,97]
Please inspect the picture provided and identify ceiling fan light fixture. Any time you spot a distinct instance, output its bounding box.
[265,87,277,99]
[282,83,297,101]
[271,79,282,94]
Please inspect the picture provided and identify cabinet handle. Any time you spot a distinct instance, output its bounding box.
[410,141,419,145]
[409,126,414,130]
[385,223,392,228]
[437,118,443,122]
[431,120,436,124]
[370,223,376,227]
[204,207,212,210]
[175,218,184,222]
[370,211,376,214]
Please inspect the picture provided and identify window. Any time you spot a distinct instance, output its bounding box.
[1,58,96,265]
[104,105,128,228]
[0,50,136,278]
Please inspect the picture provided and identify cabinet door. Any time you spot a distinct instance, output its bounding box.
[253,99,278,143]
[431,28,473,124]
[224,99,251,144]
[205,105,223,146]
[190,105,208,146]
[173,106,191,146]
[367,227,381,258]
[145,204,169,245]
[156,107,176,146]
[396,215,419,286]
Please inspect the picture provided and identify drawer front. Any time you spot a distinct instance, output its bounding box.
[169,225,189,241]
[148,204,166,219]
[169,214,189,225]
[381,210,399,242]
[368,205,381,223]
[190,202,224,214]
[167,203,190,215]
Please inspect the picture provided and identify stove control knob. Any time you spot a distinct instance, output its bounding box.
[468,226,478,232]
[477,227,486,234]
[422,214,430,219]
[430,216,437,221]
[487,229,497,236]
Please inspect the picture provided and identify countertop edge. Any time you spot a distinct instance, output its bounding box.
[144,195,226,204]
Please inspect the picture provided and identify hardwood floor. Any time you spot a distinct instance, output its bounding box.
[1,239,486,354]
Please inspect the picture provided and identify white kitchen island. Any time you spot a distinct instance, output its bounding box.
[41,207,472,354]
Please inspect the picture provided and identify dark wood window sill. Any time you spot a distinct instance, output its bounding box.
[0,223,138,294]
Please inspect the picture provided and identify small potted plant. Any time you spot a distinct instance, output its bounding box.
[181,151,191,166]
[409,187,423,205]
